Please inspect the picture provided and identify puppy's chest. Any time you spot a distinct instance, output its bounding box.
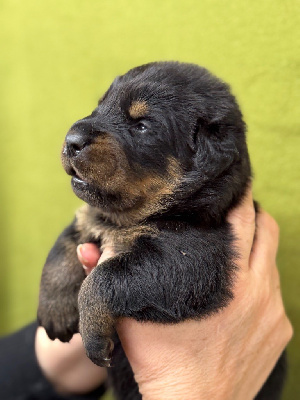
[75,205,156,256]
[98,225,154,255]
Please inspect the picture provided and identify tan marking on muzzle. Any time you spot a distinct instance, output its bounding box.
[105,156,183,225]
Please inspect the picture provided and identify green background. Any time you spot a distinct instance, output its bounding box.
[0,0,299,398]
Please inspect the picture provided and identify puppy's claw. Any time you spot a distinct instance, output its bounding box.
[102,357,112,368]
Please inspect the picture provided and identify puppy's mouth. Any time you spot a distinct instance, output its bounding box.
[64,163,90,196]
[68,166,99,205]
[71,173,88,191]
[68,167,85,183]
[63,162,89,189]
[62,159,116,209]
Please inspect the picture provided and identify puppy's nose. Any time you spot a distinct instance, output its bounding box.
[65,131,87,156]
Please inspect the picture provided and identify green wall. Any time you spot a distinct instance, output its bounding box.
[0,1,299,398]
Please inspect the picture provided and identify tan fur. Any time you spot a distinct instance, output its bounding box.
[82,135,129,191]
[75,205,158,256]
[128,100,148,119]
[78,275,115,366]
[101,157,182,226]
[74,149,182,228]
[74,159,183,252]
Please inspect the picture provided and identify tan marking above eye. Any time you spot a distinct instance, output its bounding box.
[129,100,148,119]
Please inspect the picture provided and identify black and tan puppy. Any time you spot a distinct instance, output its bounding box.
[38,62,286,399]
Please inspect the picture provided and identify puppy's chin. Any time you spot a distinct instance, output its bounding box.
[71,176,111,209]
[71,176,143,214]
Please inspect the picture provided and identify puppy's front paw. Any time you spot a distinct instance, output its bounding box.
[83,334,114,367]
[37,297,79,342]
[78,270,116,366]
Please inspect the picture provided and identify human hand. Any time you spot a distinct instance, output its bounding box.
[35,326,107,395]
[78,190,293,400]
[77,243,114,274]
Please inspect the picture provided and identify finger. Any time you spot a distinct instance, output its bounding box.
[250,210,280,273]
[77,243,101,275]
[227,187,256,269]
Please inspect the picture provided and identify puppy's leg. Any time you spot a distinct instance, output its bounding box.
[78,227,235,367]
[38,219,88,342]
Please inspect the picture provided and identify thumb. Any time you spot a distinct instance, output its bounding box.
[77,243,101,275]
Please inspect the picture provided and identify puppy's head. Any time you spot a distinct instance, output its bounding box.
[62,62,251,225]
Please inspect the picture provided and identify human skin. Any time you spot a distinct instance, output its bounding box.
[35,325,107,394]
[35,190,293,398]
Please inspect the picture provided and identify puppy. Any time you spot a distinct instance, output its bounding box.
[38,62,286,400]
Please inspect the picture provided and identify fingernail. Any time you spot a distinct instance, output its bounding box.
[77,244,89,264]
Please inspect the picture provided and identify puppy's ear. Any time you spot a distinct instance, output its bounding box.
[192,117,212,147]
[192,116,242,180]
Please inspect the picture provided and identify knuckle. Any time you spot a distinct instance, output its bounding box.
[271,218,280,238]
[264,212,279,232]
[285,318,294,342]
[276,309,294,344]
[268,217,280,243]
[258,210,280,239]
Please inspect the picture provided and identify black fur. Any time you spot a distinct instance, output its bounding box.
[38,62,286,399]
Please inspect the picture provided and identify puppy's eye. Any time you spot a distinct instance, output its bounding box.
[134,122,148,133]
